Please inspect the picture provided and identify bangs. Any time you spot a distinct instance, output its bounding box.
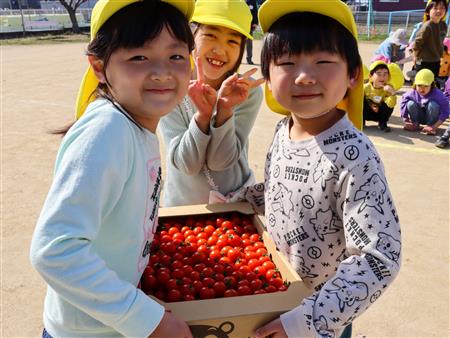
[98,0,194,52]
[261,12,360,79]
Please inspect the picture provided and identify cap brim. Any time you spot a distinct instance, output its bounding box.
[192,17,253,39]
[75,66,98,120]
[265,73,364,130]
[258,0,357,37]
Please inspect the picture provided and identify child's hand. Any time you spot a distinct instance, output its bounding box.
[383,84,396,95]
[189,57,217,129]
[149,310,192,338]
[370,102,379,112]
[254,317,288,338]
[422,125,436,135]
[217,68,264,112]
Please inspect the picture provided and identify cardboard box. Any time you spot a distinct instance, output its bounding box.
[153,202,313,338]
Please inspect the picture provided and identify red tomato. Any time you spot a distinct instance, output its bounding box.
[262,261,276,271]
[254,265,267,278]
[171,268,184,279]
[168,227,180,236]
[223,276,237,288]
[212,281,227,297]
[141,274,157,291]
[156,268,171,284]
[269,277,284,288]
[221,220,233,230]
[248,258,260,271]
[202,277,215,288]
[204,225,215,235]
[250,278,263,291]
[207,235,218,246]
[167,289,181,302]
[171,260,183,270]
[224,289,239,297]
[182,265,194,276]
[200,287,215,299]
[237,285,252,296]
[192,280,203,293]
[264,285,277,293]
[265,269,280,280]
[249,234,261,243]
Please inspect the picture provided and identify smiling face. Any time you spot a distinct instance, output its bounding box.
[193,25,243,88]
[429,2,447,23]
[371,67,390,88]
[92,26,191,132]
[268,51,353,120]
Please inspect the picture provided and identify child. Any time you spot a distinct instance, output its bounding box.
[373,28,408,67]
[240,1,401,337]
[159,0,264,206]
[413,0,448,79]
[363,61,397,132]
[436,76,450,147]
[400,69,449,135]
[29,0,195,337]
[437,43,450,87]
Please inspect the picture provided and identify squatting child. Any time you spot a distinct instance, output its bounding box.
[400,68,449,135]
[363,61,397,132]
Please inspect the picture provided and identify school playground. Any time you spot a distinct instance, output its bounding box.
[2,40,449,337]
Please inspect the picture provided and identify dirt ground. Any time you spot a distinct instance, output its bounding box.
[2,40,449,337]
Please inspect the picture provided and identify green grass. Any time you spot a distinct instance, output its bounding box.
[1,33,89,45]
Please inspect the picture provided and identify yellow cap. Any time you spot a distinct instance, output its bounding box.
[75,0,195,119]
[259,0,363,130]
[414,69,435,86]
[191,0,252,39]
[368,60,404,90]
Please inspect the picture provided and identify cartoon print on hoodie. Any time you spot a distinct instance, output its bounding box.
[376,232,401,263]
[326,277,369,313]
[272,182,294,218]
[310,207,341,241]
[354,173,386,214]
[313,153,339,191]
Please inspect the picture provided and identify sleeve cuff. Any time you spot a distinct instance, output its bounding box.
[114,290,165,337]
[189,116,211,140]
[280,305,312,338]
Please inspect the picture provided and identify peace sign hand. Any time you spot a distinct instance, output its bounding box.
[188,57,217,132]
[217,68,265,112]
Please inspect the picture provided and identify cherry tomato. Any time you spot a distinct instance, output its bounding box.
[224,289,239,298]
[237,285,252,296]
[212,281,227,297]
[200,287,215,299]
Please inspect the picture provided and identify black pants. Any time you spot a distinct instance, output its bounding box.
[245,28,255,62]
[363,99,394,124]
[416,61,441,80]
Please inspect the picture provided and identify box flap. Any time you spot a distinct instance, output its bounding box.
[158,202,255,217]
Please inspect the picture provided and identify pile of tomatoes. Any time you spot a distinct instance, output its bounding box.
[141,213,288,302]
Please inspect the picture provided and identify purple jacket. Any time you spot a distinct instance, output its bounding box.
[444,77,450,101]
[400,87,450,121]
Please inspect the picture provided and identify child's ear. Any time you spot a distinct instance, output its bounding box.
[348,68,361,89]
[88,55,106,84]
[267,79,272,91]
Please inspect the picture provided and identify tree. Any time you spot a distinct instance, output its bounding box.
[59,0,88,33]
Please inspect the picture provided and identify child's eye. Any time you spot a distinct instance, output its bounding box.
[129,55,147,61]
[317,60,335,64]
[275,61,294,66]
[228,39,240,46]
[203,33,215,39]
[171,54,187,61]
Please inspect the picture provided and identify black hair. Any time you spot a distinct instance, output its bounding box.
[191,22,247,78]
[370,63,389,76]
[424,0,448,21]
[53,0,194,136]
[261,12,361,80]
[89,0,195,99]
